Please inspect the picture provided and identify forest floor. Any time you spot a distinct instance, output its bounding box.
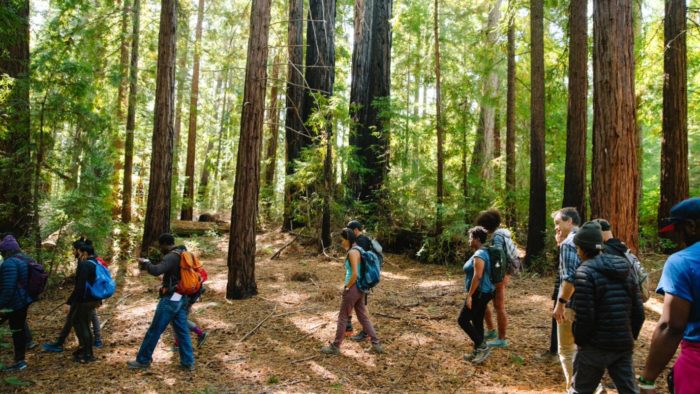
[3,231,672,393]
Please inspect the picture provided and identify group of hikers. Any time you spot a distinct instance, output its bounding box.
[0,198,699,393]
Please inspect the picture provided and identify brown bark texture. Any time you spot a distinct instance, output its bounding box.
[505,10,516,228]
[122,0,141,224]
[562,0,588,220]
[111,0,131,218]
[591,0,639,251]
[658,0,688,224]
[524,0,546,263]
[226,0,272,299]
[434,0,444,235]
[142,0,178,252]
[263,53,282,189]
[181,0,205,221]
[172,12,190,218]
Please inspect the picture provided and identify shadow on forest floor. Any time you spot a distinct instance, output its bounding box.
[2,231,671,393]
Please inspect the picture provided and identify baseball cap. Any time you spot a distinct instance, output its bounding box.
[659,197,700,234]
[347,220,363,231]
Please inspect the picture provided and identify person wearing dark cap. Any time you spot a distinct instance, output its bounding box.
[639,197,700,394]
[0,235,35,372]
[570,221,645,394]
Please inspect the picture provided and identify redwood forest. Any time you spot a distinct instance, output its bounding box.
[0,0,698,392]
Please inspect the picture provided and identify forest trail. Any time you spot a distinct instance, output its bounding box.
[10,232,665,393]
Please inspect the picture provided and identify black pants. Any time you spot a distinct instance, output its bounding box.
[7,307,28,362]
[457,291,494,348]
[57,304,101,345]
[571,346,638,394]
[549,301,558,354]
[71,301,100,357]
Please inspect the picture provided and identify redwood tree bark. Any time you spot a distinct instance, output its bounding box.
[505,7,516,228]
[226,0,272,299]
[0,0,32,237]
[562,0,588,220]
[122,0,141,224]
[181,0,205,221]
[591,0,639,251]
[142,0,177,252]
[658,0,688,224]
[263,53,282,189]
[282,0,305,231]
[434,0,444,235]
[524,0,546,265]
[111,0,131,218]
[172,11,190,218]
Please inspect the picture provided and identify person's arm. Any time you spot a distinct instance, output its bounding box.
[0,262,17,309]
[70,261,90,304]
[640,293,690,384]
[144,253,179,276]
[553,243,578,322]
[466,256,485,308]
[571,268,594,345]
[346,249,360,289]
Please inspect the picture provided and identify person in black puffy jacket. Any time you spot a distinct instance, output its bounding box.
[570,221,645,394]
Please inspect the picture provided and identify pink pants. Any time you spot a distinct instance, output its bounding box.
[674,340,700,394]
[333,285,378,347]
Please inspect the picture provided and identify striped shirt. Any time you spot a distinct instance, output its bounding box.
[558,228,581,284]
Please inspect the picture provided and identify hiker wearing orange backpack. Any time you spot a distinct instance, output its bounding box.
[171,245,208,351]
[127,234,200,371]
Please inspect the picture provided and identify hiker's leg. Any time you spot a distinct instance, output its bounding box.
[23,321,32,344]
[90,308,101,341]
[136,298,177,365]
[73,302,95,357]
[188,320,203,336]
[549,301,558,354]
[171,298,194,367]
[571,346,606,394]
[493,275,509,339]
[472,292,493,348]
[332,286,361,348]
[484,304,495,332]
[353,292,378,344]
[8,307,28,362]
[557,308,577,390]
[457,303,478,345]
[606,351,637,394]
[56,304,76,345]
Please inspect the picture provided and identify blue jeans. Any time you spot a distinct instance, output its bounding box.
[136,296,194,366]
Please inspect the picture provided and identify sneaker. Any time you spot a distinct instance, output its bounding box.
[42,342,64,353]
[94,339,103,348]
[471,345,492,365]
[463,350,478,362]
[2,361,27,372]
[179,364,195,372]
[487,338,509,348]
[197,331,208,348]
[484,330,497,341]
[25,341,38,350]
[350,331,368,342]
[370,342,383,354]
[538,350,559,364]
[320,344,340,355]
[127,360,151,370]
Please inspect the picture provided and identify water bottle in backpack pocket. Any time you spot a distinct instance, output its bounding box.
[87,259,116,300]
[353,246,382,293]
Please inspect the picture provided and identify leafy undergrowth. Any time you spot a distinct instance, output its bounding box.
[2,232,670,393]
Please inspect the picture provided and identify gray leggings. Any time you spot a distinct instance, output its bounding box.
[56,304,101,344]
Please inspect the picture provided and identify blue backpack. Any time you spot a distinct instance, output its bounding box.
[86,259,116,300]
[353,246,382,293]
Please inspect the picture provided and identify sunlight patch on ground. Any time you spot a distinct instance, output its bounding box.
[339,344,377,368]
[264,290,310,306]
[417,279,459,289]
[395,332,434,346]
[525,294,551,306]
[205,275,228,293]
[382,271,410,280]
[307,360,338,381]
[643,297,663,316]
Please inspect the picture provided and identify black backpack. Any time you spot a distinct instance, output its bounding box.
[484,245,507,284]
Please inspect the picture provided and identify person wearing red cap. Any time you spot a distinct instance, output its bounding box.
[639,197,700,394]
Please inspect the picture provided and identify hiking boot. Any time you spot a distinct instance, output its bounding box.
[25,341,38,350]
[127,360,151,370]
[463,350,478,362]
[42,342,64,353]
[2,361,27,372]
[487,338,509,348]
[350,331,368,342]
[370,342,383,354]
[538,350,559,364]
[471,345,492,365]
[179,364,195,372]
[320,344,340,355]
[94,339,103,348]
[484,330,497,341]
[197,331,208,348]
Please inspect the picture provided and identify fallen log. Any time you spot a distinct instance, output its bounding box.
[171,220,230,236]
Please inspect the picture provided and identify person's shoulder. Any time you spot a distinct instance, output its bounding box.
[475,248,490,261]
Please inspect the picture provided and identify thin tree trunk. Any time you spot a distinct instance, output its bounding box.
[562,0,588,220]
[659,0,688,223]
[434,0,444,235]
[122,0,141,224]
[172,11,190,218]
[263,52,282,189]
[112,0,131,218]
[142,0,177,252]
[282,0,305,231]
[181,0,205,221]
[505,7,516,228]
[197,75,224,208]
[591,0,639,251]
[226,0,272,300]
[213,69,231,208]
[524,0,546,265]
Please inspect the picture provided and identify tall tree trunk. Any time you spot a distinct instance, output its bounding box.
[226,0,272,300]
[524,0,546,265]
[282,0,305,231]
[0,0,32,237]
[181,0,205,221]
[112,0,131,218]
[591,0,638,251]
[263,52,282,189]
[505,7,516,228]
[122,0,141,224]
[197,75,224,208]
[434,0,444,235]
[142,0,177,252]
[658,0,688,223]
[562,0,588,219]
[213,68,231,209]
[172,10,190,218]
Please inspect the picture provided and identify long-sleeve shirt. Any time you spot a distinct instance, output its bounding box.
[558,229,581,284]
[143,248,182,297]
[0,252,30,311]
[67,258,97,305]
